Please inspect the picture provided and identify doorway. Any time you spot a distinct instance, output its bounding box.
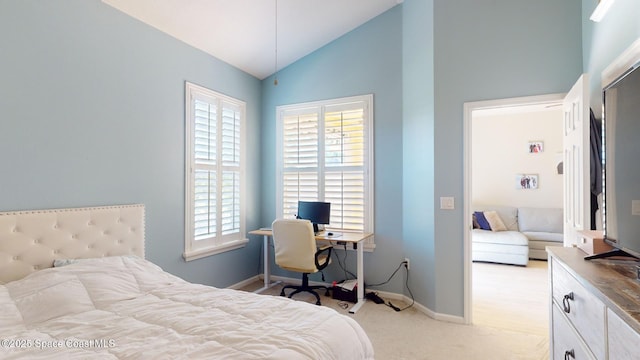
[462,93,565,328]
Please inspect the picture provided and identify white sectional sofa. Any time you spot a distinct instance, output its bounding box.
[472,205,564,266]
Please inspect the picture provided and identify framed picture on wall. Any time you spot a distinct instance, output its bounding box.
[528,141,544,153]
[516,174,538,189]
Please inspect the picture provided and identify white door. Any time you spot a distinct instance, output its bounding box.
[563,74,590,246]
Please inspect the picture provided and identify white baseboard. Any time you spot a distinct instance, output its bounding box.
[229,275,465,324]
[227,275,261,290]
[371,289,465,324]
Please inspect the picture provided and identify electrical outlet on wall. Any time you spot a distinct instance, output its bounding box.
[404,257,410,271]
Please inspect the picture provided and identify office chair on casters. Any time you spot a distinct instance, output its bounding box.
[271,219,333,305]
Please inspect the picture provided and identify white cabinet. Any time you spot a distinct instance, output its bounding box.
[548,247,640,360]
[607,309,640,360]
[551,259,605,359]
[551,305,595,360]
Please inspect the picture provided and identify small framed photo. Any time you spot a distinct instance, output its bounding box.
[516,174,538,189]
[528,141,544,154]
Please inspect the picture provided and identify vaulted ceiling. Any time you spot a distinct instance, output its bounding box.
[103,0,402,79]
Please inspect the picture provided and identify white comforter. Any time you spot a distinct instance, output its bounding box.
[0,256,374,359]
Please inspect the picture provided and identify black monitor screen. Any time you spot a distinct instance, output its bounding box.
[297,201,331,229]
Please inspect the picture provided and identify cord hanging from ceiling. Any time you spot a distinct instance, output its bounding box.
[274,0,279,86]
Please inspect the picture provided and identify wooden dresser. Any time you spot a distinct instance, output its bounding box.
[547,247,640,360]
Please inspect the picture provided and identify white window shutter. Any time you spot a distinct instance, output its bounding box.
[283,111,319,168]
[324,106,365,167]
[276,95,373,236]
[282,171,319,218]
[220,101,242,236]
[184,82,247,261]
[325,171,365,231]
[194,169,216,238]
[194,99,217,165]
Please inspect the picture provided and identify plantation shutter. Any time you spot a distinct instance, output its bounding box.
[185,82,246,261]
[278,95,373,235]
[324,103,366,231]
[193,96,218,239]
[220,102,241,236]
[281,108,320,218]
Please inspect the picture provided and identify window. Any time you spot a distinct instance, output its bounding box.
[276,95,374,248]
[184,82,247,261]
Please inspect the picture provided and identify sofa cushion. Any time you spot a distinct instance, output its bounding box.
[473,205,518,231]
[472,242,529,266]
[472,213,481,229]
[473,242,529,256]
[522,231,564,243]
[484,211,507,231]
[474,211,492,230]
[472,250,529,266]
[472,229,529,246]
[528,240,563,260]
[517,207,563,233]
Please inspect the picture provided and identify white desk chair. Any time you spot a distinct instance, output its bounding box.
[271,219,332,305]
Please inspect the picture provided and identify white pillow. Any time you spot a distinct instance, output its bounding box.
[484,210,507,231]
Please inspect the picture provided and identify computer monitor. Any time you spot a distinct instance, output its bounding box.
[296,201,331,234]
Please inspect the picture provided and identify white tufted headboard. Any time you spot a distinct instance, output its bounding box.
[0,204,145,284]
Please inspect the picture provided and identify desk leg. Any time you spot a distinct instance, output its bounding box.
[263,235,270,288]
[349,241,366,314]
[253,235,281,293]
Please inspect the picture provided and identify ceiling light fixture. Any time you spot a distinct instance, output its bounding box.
[590,0,615,22]
[274,0,279,86]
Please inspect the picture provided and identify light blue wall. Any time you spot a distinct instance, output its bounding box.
[431,0,583,315]
[4,0,630,319]
[0,0,262,287]
[259,6,405,291]
[262,0,581,316]
[402,0,436,311]
[582,0,640,117]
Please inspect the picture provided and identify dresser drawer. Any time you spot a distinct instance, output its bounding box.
[551,259,606,359]
[552,305,595,360]
[607,308,640,360]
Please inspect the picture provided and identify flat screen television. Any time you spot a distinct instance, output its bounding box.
[296,201,331,234]
[587,60,640,261]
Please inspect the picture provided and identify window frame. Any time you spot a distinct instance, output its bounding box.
[184,82,247,261]
[275,94,375,249]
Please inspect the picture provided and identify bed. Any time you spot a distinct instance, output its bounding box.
[0,204,374,359]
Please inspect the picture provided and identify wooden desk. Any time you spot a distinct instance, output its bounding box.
[248,229,373,314]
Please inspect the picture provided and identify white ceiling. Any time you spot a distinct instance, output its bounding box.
[102,0,402,80]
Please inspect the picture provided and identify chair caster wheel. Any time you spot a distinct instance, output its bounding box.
[315,301,321,306]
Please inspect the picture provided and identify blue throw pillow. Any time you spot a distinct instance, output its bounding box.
[474,211,492,230]
[472,213,480,229]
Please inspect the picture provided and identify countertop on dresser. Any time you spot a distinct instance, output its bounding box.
[547,246,640,333]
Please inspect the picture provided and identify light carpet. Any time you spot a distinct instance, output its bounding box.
[240,260,549,360]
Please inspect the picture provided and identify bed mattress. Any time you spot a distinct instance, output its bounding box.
[0,256,373,359]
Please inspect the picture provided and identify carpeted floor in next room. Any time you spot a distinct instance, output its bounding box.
[239,260,549,360]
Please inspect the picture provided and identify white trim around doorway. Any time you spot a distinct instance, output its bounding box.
[462,93,565,324]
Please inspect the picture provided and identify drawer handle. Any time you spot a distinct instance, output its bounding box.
[562,292,574,313]
[564,349,575,359]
